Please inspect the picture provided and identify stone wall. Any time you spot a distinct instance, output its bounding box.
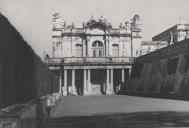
[0,13,59,109]
[129,39,189,94]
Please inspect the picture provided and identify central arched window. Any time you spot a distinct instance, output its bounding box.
[112,44,119,57]
[92,41,104,57]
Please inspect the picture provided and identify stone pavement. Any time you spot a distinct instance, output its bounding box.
[45,95,189,128]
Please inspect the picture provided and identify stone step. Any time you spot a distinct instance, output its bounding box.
[91,84,102,95]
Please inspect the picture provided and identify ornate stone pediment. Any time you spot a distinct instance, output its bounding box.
[85,23,110,34]
[84,16,112,33]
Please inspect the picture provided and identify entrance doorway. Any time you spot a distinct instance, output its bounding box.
[91,69,106,94]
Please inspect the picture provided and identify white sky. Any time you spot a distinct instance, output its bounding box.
[0,0,189,58]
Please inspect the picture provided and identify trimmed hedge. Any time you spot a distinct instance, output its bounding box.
[0,13,59,108]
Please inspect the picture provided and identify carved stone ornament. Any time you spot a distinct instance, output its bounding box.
[52,13,63,28]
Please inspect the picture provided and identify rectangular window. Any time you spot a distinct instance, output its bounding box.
[99,50,102,57]
[123,43,125,49]
[76,45,82,57]
[93,50,96,57]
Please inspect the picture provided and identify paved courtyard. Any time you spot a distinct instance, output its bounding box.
[45,95,189,128]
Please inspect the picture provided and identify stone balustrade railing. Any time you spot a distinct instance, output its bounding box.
[46,57,135,65]
[60,28,132,35]
[0,93,61,128]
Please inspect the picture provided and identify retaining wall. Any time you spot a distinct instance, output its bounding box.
[128,39,189,94]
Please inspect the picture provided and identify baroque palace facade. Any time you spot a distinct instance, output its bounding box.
[46,13,142,96]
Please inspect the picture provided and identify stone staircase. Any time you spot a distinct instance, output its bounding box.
[90,84,102,95]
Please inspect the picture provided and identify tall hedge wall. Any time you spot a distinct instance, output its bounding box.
[0,13,59,108]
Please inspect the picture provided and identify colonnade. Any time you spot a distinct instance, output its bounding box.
[59,68,129,96]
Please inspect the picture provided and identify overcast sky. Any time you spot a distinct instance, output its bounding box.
[0,0,189,58]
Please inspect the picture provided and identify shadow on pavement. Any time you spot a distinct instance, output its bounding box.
[45,111,189,128]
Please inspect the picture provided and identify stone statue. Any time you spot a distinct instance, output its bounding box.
[101,15,104,20]
[125,21,130,29]
[104,18,107,24]
[91,15,94,20]
[108,23,112,28]
[89,15,96,23]
[63,21,66,27]
[52,13,63,28]
[119,23,124,29]
[131,14,141,29]
[82,22,86,28]
[71,22,75,28]
[99,15,104,22]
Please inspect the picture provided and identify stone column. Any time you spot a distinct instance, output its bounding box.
[104,37,106,57]
[72,69,77,95]
[107,36,110,56]
[86,39,88,56]
[129,68,132,80]
[110,69,114,92]
[64,69,68,96]
[131,35,133,57]
[122,69,125,83]
[59,70,62,96]
[71,37,73,55]
[83,69,87,95]
[106,69,111,94]
[108,37,109,56]
[87,69,91,95]
[82,39,86,57]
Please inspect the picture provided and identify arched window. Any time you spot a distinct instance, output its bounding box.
[92,41,104,57]
[112,44,119,57]
[75,44,83,57]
